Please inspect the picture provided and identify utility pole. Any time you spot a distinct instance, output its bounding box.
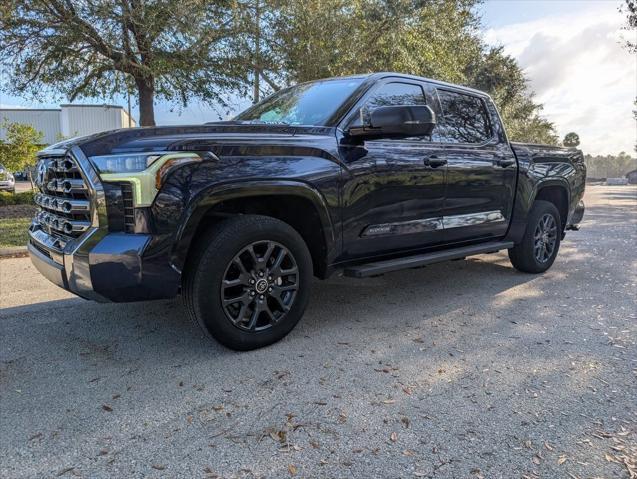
[253,0,261,104]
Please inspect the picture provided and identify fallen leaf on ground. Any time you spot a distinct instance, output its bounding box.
[288,464,297,475]
[390,432,398,442]
[151,464,165,470]
[101,405,113,412]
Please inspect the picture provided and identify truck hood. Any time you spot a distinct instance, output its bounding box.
[42,123,337,158]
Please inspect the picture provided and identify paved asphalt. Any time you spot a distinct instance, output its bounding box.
[13,181,34,194]
[1,186,636,479]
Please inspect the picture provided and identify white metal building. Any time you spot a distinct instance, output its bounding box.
[0,104,136,145]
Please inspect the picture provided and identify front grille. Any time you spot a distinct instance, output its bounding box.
[32,154,92,245]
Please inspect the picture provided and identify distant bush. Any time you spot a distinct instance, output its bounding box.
[0,191,34,206]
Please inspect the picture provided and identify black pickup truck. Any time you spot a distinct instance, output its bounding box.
[28,73,586,350]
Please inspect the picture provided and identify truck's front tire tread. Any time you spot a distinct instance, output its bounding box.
[182,215,312,350]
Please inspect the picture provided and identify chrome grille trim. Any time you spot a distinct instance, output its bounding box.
[50,157,79,173]
[46,178,87,194]
[34,193,90,214]
[36,210,91,234]
[31,151,95,257]
[28,227,66,264]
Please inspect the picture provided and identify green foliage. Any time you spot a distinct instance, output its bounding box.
[563,132,580,147]
[584,152,637,179]
[264,1,558,145]
[0,122,43,173]
[0,0,559,140]
[0,191,35,206]
[0,0,254,126]
[267,0,481,85]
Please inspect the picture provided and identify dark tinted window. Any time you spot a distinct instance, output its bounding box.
[350,82,427,129]
[433,90,491,144]
[365,82,426,109]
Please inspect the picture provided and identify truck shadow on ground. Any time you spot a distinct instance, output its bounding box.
[2,253,543,360]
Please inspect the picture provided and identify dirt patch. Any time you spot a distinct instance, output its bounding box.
[0,205,37,219]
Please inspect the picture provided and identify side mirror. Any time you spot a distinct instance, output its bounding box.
[347,105,436,140]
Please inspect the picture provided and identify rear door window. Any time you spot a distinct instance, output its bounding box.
[433,90,492,144]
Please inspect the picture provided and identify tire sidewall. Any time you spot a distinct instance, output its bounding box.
[193,217,312,350]
[523,201,561,272]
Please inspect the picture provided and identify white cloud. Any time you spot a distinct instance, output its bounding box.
[484,3,636,155]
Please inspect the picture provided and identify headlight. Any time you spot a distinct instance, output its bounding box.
[91,152,209,207]
[89,153,162,174]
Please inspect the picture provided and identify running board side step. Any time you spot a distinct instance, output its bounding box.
[343,241,514,278]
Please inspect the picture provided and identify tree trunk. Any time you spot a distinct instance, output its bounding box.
[135,77,156,127]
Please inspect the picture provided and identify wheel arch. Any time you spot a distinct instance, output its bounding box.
[171,180,336,279]
[532,180,570,231]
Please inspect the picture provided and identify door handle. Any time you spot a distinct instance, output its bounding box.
[423,156,447,168]
[495,158,516,168]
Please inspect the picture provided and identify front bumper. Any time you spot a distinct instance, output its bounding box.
[29,229,180,302]
[28,145,179,303]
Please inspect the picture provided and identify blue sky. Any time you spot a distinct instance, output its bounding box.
[1,0,634,155]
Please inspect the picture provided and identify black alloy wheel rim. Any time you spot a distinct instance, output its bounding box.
[534,213,557,263]
[220,240,299,332]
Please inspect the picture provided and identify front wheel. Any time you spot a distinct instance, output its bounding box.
[508,200,561,274]
[183,215,313,350]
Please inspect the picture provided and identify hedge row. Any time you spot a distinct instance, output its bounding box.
[0,191,35,206]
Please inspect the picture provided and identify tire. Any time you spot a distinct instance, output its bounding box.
[183,215,313,350]
[508,200,561,274]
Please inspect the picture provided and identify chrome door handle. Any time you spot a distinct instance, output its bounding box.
[423,156,447,168]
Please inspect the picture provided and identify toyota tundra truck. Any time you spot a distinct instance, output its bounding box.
[28,73,586,350]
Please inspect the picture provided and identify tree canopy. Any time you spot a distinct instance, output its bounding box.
[0,122,43,174]
[1,0,559,143]
[563,132,581,148]
[0,0,253,126]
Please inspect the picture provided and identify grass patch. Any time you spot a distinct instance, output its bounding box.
[0,217,31,247]
[0,191,35,206]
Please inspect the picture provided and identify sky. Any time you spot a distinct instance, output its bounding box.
[1,0,635,155]
[479,0,635,155]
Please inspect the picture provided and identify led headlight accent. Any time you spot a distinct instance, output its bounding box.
[90,153,162,173]
[94,152,206,207]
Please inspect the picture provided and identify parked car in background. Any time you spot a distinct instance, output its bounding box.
[0,163,15,193]
[27,72,586,350]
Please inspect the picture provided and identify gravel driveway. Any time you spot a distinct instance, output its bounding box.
[1,185,636,479]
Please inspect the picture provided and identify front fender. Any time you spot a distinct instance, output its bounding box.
[170,179,336,273]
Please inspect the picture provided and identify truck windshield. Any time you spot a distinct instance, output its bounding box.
[234,78,364,126]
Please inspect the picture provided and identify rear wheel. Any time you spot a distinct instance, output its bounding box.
[508,200,561,273]
[183,215,312,350]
